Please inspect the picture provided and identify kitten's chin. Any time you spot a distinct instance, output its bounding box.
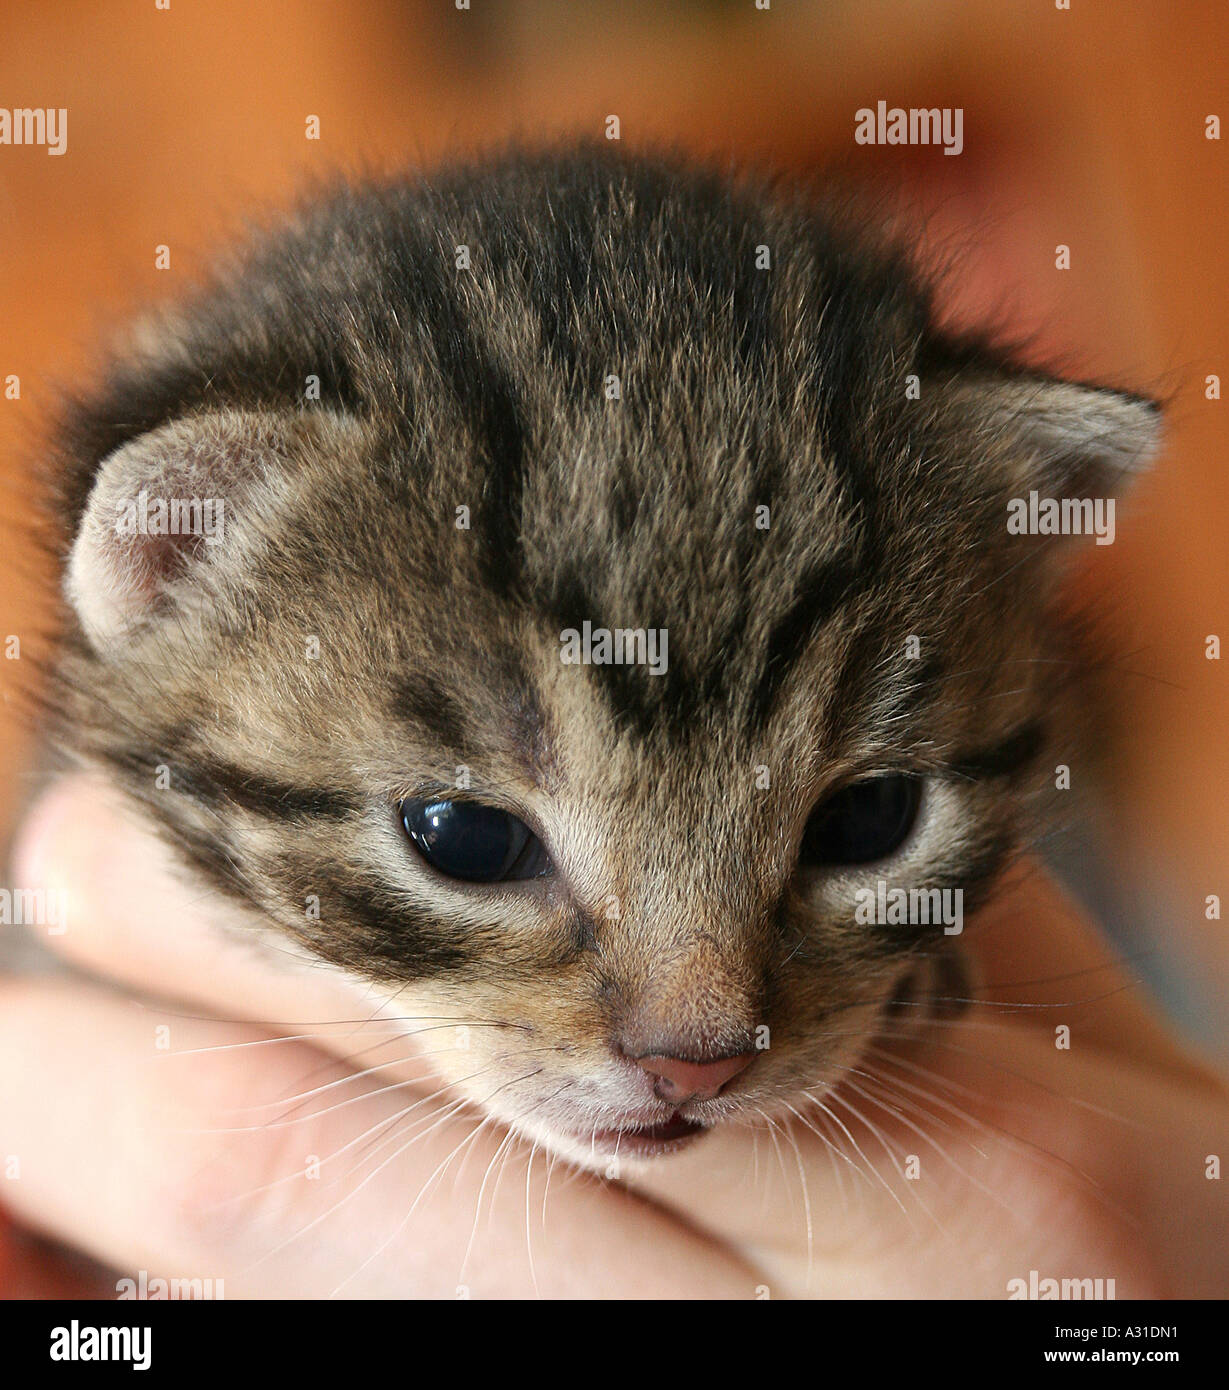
[528,1114,712,1170]
[566,1112,709,1162]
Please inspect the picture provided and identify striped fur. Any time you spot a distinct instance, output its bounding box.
[47,147,1156,1163]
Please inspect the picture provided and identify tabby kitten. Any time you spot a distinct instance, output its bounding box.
[50,147,1157,1168]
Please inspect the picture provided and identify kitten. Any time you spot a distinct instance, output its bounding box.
[48,146,1157,1169]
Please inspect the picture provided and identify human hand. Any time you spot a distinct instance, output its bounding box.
[2,778,1225,1298]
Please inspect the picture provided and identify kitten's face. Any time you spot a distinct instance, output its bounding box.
[56,151,1156,1167]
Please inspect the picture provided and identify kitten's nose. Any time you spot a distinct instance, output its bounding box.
[630,1051,754,1102]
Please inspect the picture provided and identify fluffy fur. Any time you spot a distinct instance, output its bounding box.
[47,147,1158,1166]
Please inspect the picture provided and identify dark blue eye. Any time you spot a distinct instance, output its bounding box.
[800,775,920,866]
[399,798,552,882]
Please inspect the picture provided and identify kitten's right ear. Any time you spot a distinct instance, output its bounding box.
[66,409,335,651]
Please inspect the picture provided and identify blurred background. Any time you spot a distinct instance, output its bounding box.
[0,0,1224,1291]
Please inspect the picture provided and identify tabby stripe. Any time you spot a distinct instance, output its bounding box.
[732,247,774,374]
[324,883,470,976]
[748,552,863,727]
[186,762,356,820]
[391,671,471,752]
[416,250,528,596]
[950,723,1044,782]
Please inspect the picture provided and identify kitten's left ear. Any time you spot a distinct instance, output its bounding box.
[942,373,1162,498]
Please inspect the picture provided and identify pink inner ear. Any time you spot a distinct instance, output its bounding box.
[66,411,284,649]
[70,480,225,647]
[114,521,209,603]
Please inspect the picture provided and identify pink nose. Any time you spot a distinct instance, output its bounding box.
[632,1051,754,1102]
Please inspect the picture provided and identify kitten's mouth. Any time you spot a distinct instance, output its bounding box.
[582,1112,707,1157]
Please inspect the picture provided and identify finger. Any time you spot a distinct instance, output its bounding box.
[13,777,1191,1078]
[10,776,406,1058]
[958,859,1208,1079]
[0,976,760,1298]
[14,777,1224,1296]
[625,1015,1229,1297]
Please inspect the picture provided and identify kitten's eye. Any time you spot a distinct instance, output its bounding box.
[799,775,921,866]
[399,798,552,882]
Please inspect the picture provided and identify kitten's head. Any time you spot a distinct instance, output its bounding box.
[54,148,1157,1166]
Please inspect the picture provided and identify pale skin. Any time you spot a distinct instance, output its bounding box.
[2,777,1226,1298]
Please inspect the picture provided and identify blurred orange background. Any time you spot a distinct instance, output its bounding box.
[0,0,1225,1288]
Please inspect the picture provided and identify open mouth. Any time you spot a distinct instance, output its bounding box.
[584,1112,707,1157]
